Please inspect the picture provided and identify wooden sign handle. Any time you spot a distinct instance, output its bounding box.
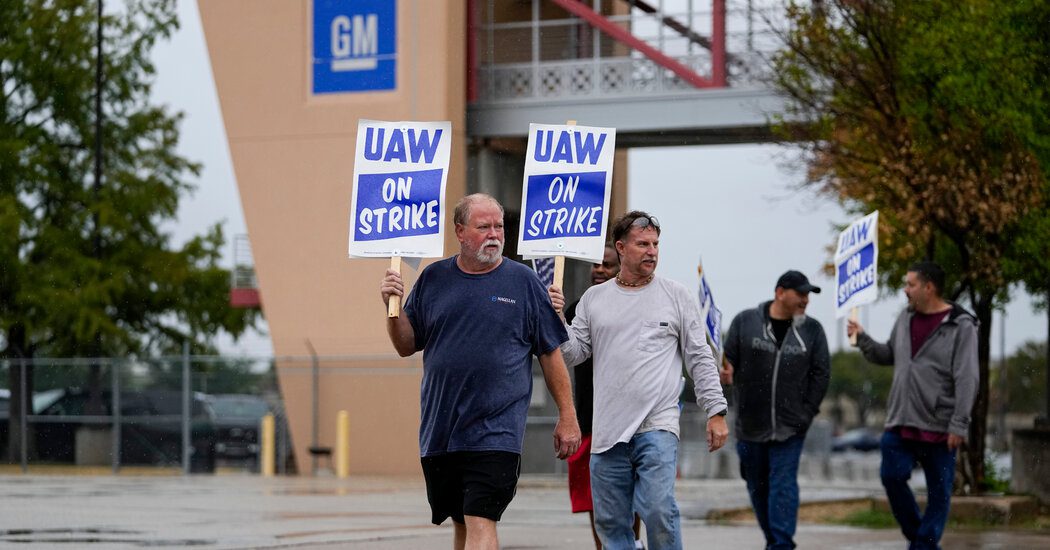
[388,256,402,318]
[848,307,859,346]
[553,256,565,291]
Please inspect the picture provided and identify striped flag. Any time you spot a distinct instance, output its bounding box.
[532,257,555,287]
[698,261,723,356]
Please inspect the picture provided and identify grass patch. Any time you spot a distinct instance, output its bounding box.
[839,508,898,529]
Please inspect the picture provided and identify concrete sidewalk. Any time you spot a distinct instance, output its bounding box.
[0,473,1045,548]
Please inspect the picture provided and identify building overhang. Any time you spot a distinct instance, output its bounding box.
[467,87,786,147]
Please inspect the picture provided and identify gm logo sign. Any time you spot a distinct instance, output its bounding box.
[312,0,396,94]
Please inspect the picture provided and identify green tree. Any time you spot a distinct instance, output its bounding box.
[146,358,277,396]
[991,341,1048,415]
[0,0,258,460]
[827,351,893,428]
[770,0,1050,491]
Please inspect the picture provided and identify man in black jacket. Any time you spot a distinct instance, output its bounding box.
[721,270,831,550]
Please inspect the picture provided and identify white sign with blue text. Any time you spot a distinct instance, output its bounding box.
[312,0,396,94]
[348,120,451,259]
[517,123,616,262]
[834,211,879,318]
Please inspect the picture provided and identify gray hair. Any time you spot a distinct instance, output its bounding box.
[453,193,504,225]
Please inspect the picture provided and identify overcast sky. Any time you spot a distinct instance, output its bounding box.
[153,0,1046,358]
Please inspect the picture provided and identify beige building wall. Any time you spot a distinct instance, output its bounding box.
[199,0,466,475]
[200,0,628,475]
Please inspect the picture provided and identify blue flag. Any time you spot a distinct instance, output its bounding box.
[697,264,723,356]
[532,257,555,288]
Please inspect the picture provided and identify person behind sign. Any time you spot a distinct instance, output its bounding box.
[847,261,978,550]
[380,193,581,550]
[562,243,644,549]
[720,270,830,550]
[548,211,729,550]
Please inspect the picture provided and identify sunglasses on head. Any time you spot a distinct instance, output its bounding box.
[630,215,660,230]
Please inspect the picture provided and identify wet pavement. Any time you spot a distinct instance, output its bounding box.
[0,473,1046,548]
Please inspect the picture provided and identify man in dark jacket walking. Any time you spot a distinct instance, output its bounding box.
[848,261,978,550]
[722,270,831,550]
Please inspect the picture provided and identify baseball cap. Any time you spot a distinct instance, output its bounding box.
[776,270,821,294]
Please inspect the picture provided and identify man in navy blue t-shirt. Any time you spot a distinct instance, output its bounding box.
[381,193,581,550]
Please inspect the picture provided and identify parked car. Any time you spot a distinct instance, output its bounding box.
[831,428,881,452]
[0,388,66,454]
[206,394,272,463]
[32,388,218,472]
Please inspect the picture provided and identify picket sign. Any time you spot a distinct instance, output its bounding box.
[517,119,616,302]
[346,120,452,320]
[833,211,879,345]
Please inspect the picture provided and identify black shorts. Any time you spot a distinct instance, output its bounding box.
[420,451,521,525]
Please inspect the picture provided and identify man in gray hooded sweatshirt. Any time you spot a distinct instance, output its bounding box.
[848,261,978,550]
[721,270,830,550]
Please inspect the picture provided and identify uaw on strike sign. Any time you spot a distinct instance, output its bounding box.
[517,123,616,262]
[347,120,451,258]
[835,211,879,318]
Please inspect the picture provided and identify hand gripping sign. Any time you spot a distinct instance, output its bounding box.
[517,123,616,288]
[347,120,451,317]
[834,211,879,342]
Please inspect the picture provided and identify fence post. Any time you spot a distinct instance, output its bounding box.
[19,358,27,474]
[306,340,319,475]
[111,359,121,474]
[182,341,191,475]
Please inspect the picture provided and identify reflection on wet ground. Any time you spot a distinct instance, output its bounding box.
[0,473,1045,548]
[0,528,213,546]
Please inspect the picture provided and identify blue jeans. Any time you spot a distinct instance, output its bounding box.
[736,434,805,550]
[880,430,956,550]
[591,430,681,550]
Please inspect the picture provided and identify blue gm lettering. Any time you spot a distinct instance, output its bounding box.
[313,0,396,94]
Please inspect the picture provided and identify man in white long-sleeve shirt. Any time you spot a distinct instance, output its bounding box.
[549,211,729,550]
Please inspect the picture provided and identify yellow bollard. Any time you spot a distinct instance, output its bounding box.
[260,413,275,477]
[335,410,350,478]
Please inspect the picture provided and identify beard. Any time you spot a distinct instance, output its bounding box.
[474,239,504,264]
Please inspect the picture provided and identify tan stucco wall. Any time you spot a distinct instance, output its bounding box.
[199,0,465,474]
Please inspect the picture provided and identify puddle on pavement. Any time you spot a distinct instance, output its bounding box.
[0,528,214,546]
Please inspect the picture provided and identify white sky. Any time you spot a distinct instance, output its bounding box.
[153,1,1046,358]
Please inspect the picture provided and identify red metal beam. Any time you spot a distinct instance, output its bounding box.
[466,0,478,102]
[712,0,726,86]
[230,288,261,309]
[549,0,715,89]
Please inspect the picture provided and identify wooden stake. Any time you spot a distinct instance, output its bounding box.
[388,256,402,318]
[553,256,565,291]
[849,307,859,346]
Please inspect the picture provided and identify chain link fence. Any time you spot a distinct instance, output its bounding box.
[0,351,291,475]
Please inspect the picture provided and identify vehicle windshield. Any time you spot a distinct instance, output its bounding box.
[210,398,269,419]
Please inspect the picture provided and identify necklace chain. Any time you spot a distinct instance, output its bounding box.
[616,273,654,287]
